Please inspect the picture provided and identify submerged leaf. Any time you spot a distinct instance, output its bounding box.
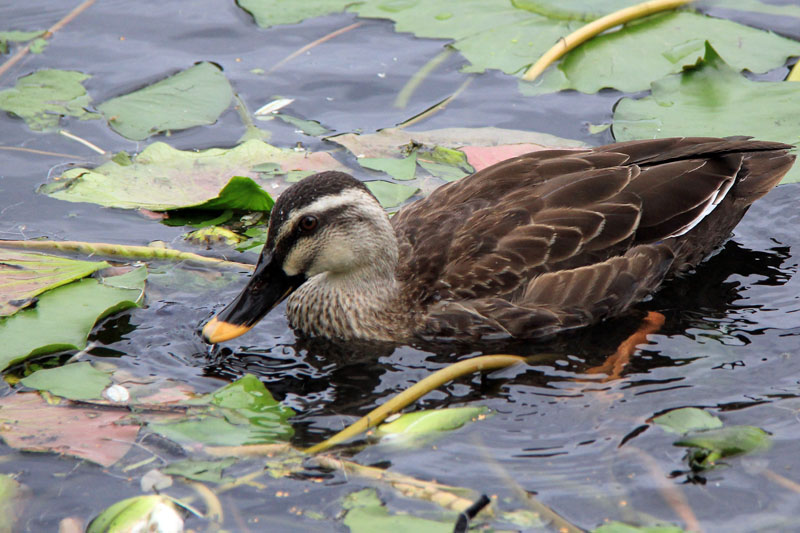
[0,474,27,533]
[0,69,98,130]
[342,488,454,533]
[675,425,771,469]
[0,249,110,317]
[162,458,237,483]
[97,62,233,140]
[21,362,111,400]
[592,522,686,533]
[238,0,350,27]
[40,140,344,210]
[653,407,723,435]
[0,267,146,370]
[613,43,800,183]
[275,113,331,136]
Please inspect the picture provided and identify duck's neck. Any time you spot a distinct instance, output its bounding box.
[285,232,408,342]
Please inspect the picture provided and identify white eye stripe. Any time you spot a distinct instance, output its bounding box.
[275,188,381,243]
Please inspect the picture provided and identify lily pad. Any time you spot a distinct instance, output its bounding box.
[20,362,111,400]
[40,139,344,210]
[275,113,331,136]
[0,267,146,371]
[0,30,45,54]
[0,392,139,466]
[653,407,723,435]
[342,488,454,533]
[359,152,418,181]
[238,0,350,27]
[147,374,295,446]
[613,43,800,183]
[675,425,771,471]
[365,180,418,208]
[0,69,99,130]
[97,62,233,140]
[0,249,110,317]
[521,10,800,94]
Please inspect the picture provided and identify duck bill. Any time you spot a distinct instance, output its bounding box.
[202,252,304,344]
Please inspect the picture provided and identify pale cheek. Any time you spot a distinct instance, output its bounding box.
[283,246,308,277]
[309,244,356,275]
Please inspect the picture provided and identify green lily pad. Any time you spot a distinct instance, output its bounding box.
[653,408,723,435]
[238,0,350,27]
[0,249,110,317]
[0,69,99,130]
[613,42,800,183]
[0,30,45,54]
[342,488,454,533]
[97,62,233,140]
[148,374,295,446]
[20,362,111,401]
[377,406,488,436]
[162,458,237,483]
[365,180,419,208]
[185,175,274,212]
[417,146,475,182]
[0,267,146,371]
[40,139,344,210]
[359,152,418,181]
[592,522,686,533]
[675,425,771,471]
[522,11,800,94]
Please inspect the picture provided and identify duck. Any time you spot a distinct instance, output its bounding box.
[202,137,794,345]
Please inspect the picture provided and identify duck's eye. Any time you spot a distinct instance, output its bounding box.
[299,215,318,232]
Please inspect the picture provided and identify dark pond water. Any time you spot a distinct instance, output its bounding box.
[2,1,799,531]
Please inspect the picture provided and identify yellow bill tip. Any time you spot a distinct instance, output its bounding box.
[202,317,253,344]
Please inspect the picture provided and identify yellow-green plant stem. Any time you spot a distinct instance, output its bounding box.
[788,61,800,82]
[394,48,455,109]
[303,354,526,455]
[522,0,694,82]
[0,240,254,271]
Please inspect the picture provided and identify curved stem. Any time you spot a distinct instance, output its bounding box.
[522,0,693,82]
[303,354,526,455]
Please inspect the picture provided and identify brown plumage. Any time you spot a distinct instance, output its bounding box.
[202,137,794,345]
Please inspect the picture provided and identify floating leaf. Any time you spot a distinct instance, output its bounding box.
[87,495,183,533]
[653,408,723,435]
[40,139,344,210]
[613,43,800,183]
[365,181,418,208]
[359,152,418,181]
[20,362,111,400]
[521,11,800,94]
[184,175,274,212]
[148,374,295,446]
[377,407,488,436]
[97,62,233,140]
[417,146,474,182]
[0,30,45,52]
[342,488,454,533]
[162,458,237,483]
[0,69,99,130]
[0,249,110,317]
[676,425,771,471]
[238,0,349,27]
[330,127,584,173]
[0,267,146,370]
[592,522,686,533]
[0,392,139,466]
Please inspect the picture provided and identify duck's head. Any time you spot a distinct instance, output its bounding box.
[201,171,396,344]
